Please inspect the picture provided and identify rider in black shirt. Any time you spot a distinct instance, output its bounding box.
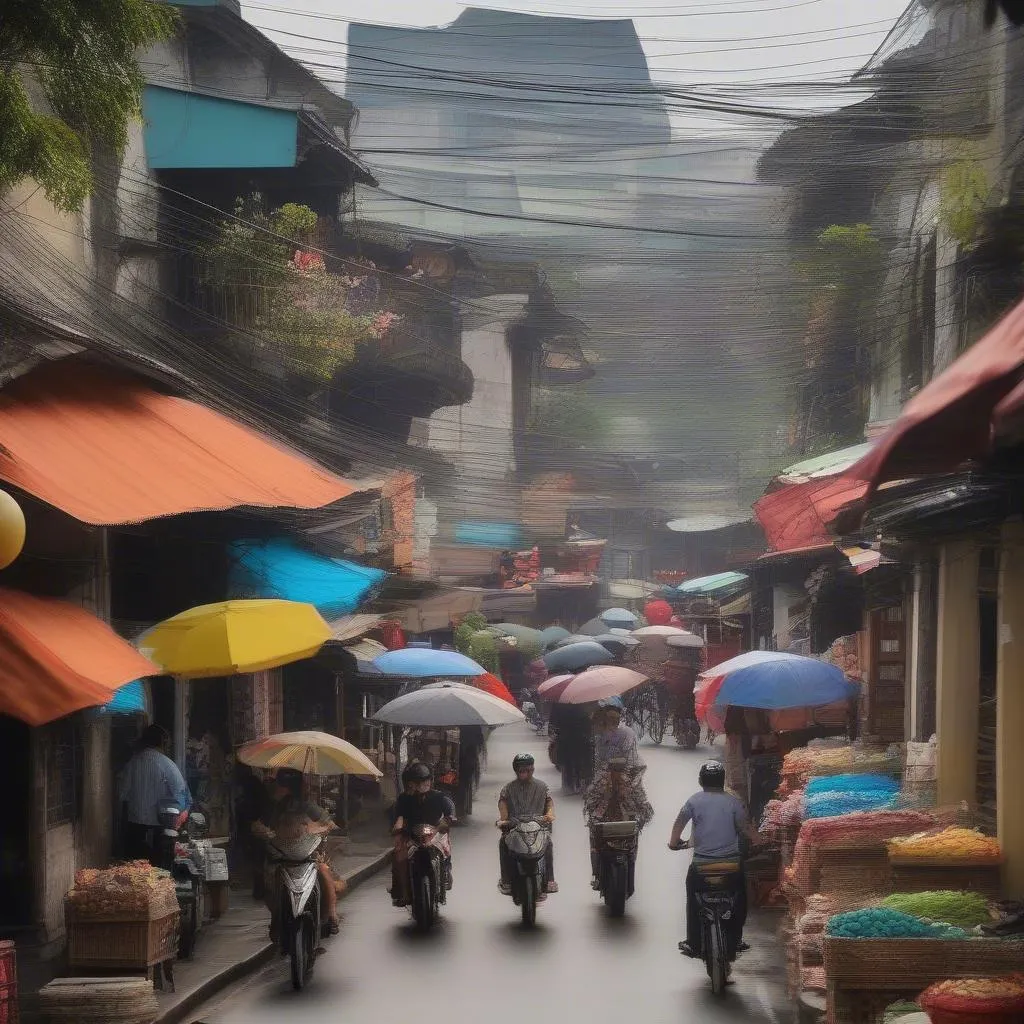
[390,762,455,906]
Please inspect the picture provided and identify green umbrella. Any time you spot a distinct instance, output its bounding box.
[486,622,544,659]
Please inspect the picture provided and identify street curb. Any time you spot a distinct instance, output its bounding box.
[159,848,393,1024]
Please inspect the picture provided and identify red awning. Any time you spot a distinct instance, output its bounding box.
[0,362,358,525]
[845,296,1024,496]
[0,588,159,726]
[753,475,867,553]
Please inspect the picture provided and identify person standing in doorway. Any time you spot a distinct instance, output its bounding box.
[118,724,192,861]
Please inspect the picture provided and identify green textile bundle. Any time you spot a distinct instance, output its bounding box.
[879,891,990,929]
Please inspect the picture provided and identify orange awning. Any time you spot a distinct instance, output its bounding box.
[0,587,160,726]
[0,362,358,525]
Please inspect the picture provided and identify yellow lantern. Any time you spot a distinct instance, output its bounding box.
[0,490,26,569]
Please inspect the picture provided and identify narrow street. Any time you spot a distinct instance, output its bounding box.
[195,725,788,1024]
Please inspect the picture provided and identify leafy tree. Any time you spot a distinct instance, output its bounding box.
[0,0,178,211]
[527,388,607,450]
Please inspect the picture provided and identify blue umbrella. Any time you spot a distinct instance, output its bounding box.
[373,648,486,678]
[712,655,859,711]
[601,607,639,628]
[542,641,614,672]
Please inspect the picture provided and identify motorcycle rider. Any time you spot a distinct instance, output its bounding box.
[497,753,558,896]
[593,696,642,771]
[668,760,762,960]
[390,761,455,907]
[251,769,340,937]
[583,756,653,890]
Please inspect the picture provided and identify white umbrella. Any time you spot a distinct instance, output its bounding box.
[372,680,525,727]
[237,731,382,777]
[666,632,705,649]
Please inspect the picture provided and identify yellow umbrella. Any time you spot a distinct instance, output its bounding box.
[238,731,382,777]
[138,599,331,678]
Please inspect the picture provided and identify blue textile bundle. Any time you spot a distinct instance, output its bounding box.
[806,774,900,797]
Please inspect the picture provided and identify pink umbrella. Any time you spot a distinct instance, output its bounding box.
[557,665,648,705]
[536,673,575,702]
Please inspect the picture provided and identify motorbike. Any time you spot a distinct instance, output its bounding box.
[522,698,546,735]
[500,817,551,926]
[154,804,206,960]
[266,832,325,990]
[402,823,450,930]
[591,819,639,917]
[674,841,743,996]
[674,717,702,750]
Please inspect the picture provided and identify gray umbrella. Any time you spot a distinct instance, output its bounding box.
[542,641,614,672]
[372,681,525,727]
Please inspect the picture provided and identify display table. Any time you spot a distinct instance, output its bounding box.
[888,857,1004,899]
[823,937,1024,1024]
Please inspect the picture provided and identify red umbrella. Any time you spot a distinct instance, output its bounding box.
[471,672,517,706]
[536,673,575,702]
[558,666,648,705]
[644,599,673,625]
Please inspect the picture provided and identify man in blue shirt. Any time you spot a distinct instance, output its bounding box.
[668,760,761,960]
[118,724,192,861]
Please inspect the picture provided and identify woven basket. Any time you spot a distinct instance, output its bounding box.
[65,908,178,970]
[889,860,1003,898]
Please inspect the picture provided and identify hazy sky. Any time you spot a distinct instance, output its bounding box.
[243,0,912,104]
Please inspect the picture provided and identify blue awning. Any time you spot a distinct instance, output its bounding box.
[103,680,149,716]
[229,538,387,619]
[454,521,522,548]
[676,571,750,596]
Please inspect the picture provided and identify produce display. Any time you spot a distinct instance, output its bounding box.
[887,827,1002,863]
[825,907,969,939]
[879,891,991,930]
[919,975,1024,1019]
[67,861,178,920]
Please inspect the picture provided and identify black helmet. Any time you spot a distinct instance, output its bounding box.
[698,761,726,789]
[402,761,432,784]
[512,752,535,772]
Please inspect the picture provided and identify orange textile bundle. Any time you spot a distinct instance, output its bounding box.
[919,975,1024,1024]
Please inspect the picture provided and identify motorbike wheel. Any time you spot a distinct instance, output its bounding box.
[648,707,666,746]
[290,921,306,991]
[706,922,728,996]
[412,873,435,930]
[520,875,537,927]
[605,863,628,918]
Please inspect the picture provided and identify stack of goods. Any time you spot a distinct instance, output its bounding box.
[38,978,158,1024]
[825,907,969,940]
[887,828,1002,863]
[759,788,805,840]
[918,975,1024,1024]
[797,893,834,968]
[786,810,935,897]
[904,737,937,805]
[878,891,991,930]
[67,862,178,920]
[804,773,900,819]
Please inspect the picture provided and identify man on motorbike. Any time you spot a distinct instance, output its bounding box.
[497,753,558,895]
[251,769,341,937]
[390,762,455,907]
[593,696,642,771]
[583,756,653,890]
[668,760,762,961]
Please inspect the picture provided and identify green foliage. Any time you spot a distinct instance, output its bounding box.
[940,155,989,248]
[527,388,606,450]
[198,195,396,381]
[0,0,178,211]
[454,612,488,656]
[805,223,883,288]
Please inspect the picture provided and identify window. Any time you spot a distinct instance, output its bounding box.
[45,718,83,828]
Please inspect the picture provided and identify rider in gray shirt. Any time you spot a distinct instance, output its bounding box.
[669,761,761,961]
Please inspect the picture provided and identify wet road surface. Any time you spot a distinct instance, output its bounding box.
[196,723,788,1024]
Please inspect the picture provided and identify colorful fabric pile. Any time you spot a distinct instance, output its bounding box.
[879,891,991,930]
[887,827,1002,862]
[760,788,805,837]
[825,907,969,939]
[919,975,1024,1022]
[804,774,900,818]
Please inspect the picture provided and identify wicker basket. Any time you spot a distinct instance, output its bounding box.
[889,859,1003,898]
[824,937,1024,989]
[65,905,179,970]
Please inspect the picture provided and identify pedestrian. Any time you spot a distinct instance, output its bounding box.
[118,724,192,862]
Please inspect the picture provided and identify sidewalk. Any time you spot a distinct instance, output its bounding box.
[17,823,392,1024]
